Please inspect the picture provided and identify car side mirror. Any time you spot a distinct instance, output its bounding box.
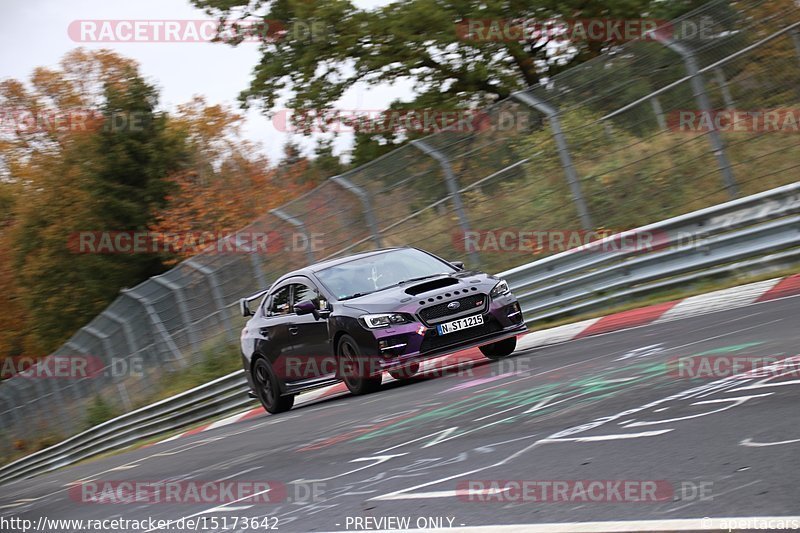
[293,299,317,315]
[452,261,465,270]
[239,298,253,317]
[294,299,331,321]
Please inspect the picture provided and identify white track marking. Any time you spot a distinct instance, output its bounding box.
[654,278,782,323]
[538,429,674,443]
[741,437,800,447]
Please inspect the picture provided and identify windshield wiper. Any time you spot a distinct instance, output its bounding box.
[338,291,372,300]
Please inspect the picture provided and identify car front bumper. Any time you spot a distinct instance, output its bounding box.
[369,294,527,373]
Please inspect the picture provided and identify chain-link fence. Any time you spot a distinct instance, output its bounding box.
[2,0,799,458]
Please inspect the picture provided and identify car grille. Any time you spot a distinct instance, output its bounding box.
[418,294,487,324]
[419,316,502,353]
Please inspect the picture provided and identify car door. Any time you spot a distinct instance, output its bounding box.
[252,284,294,375]
[285,278,335,381]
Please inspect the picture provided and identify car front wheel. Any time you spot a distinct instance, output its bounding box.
[479,336,517,360]
[253,358,295,414]
[338,334,382,395]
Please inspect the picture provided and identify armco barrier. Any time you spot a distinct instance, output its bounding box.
[1,182,797,486]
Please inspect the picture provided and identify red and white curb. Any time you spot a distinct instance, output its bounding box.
[156,273,800,445]
[518,273,800,350]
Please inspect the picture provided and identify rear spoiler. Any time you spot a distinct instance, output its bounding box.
[239,289,269,317]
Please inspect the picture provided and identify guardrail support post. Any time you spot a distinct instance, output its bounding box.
[122,289,187,368]
[185,259,235,342]
[511,91,594,230]
[330,175,383,248]
[270,208,316,264]
[411,139,480,267]
[653,35,739,199]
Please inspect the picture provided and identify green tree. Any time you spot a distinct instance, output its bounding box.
[191,0,708,162]
[193,0,708,113]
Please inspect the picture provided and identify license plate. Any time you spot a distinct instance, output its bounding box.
[436,314,484,335]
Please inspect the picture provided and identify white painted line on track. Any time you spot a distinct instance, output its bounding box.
[741,437,800,447]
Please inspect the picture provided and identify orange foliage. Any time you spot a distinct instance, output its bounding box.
[150,97,314,260]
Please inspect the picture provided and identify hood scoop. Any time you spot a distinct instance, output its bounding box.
[404,277,458,295]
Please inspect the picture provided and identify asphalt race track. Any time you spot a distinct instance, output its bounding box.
[2,295,800,532]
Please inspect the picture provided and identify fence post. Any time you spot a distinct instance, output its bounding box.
[150,276,200,357]
[103,310,144,369]
[185,259,235,342]
[0,382,26,444]
[510,90,594,230]
[791,28,800,63]
[0,388,23,445]
[653,34,739,198]
[122,289,187,368]
[85,326,133,412]
[34,361,71,436]
[712,67,734,109]
[411,139,480,267]
[330,174,383,248]
[650,96,667,130]
[65,340,103,399]
[270,208,316,264]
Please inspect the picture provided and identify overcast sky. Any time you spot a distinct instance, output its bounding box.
[0,0,413,163]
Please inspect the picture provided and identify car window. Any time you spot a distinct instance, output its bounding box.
[267,286,292,316]
[316,248,455,299]
[292,282,326,309]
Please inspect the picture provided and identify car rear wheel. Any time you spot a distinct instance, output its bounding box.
[338,335,382,395]
[389,362,420,380]
[253,358,295,414]
[479,336,517,360]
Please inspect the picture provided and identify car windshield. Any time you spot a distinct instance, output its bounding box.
[316,248,456,300]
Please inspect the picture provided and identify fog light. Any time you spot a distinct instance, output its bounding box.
[378,336,407,356]
[507,302,523,322]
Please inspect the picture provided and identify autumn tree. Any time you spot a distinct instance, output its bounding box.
[149,97,313,259]
[0,50,191,354]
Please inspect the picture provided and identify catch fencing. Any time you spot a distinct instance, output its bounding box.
[1,0,799,460]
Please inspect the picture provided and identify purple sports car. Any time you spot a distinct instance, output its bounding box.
[239,247,526,413]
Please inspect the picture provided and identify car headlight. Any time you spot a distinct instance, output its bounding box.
[361,313,411,329]
[490,279,511,298]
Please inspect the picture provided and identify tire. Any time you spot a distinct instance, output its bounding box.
[479,336,517,360]
[337,334,382,395]
[389,362,420,380]
[252,357,295,414]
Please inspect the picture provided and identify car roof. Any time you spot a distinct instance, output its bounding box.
[275,247,409,283]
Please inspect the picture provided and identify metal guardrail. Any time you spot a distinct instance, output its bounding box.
[1,182,798,486]
[0,372,252,485]
[501,182,800,324]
